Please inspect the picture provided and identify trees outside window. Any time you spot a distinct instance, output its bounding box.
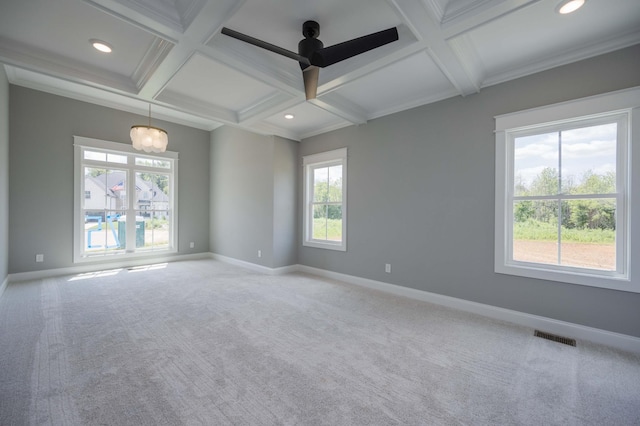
[303,148,347,251]
[495,87,639,292]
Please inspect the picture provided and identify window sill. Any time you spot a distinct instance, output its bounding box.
[495,262,636,293]
[303,240,346,252]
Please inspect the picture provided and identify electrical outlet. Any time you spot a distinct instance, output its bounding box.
[189,242,195,248]
[385,263,391,273]
[258,250,262,258]
[36,254,44,263]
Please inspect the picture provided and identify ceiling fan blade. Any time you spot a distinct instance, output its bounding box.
[221,27,310,66]
[303,66,319,100]
[310,27,398,68]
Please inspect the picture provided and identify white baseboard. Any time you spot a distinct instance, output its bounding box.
[209,253,298,275]
[296,265,640,354]
[8,252,211,283]
[9,251,640,354]
[208,255,640,353]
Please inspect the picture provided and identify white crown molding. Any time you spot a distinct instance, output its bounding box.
[441,0,541,39]
[132,37,175,91]
[385,0,480,95]
[0,39,137,94]
[483,29,640,89]
[238,92,299,124]
[82,0,181,42]
[299,121,354,140]
[246,121,302,142]
[204,39,302,96]
[310,93,368,125]
[367,86,461,121]
[156,89,238,124]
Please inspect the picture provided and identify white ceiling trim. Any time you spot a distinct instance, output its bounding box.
[299,121,355,141]
[4,65,221,131]
[367,86,461,120]
[238,94,300,125]
[131,38,175,91]
[440,0,541,39]
[482,28,640,89]
[202,41,302,96]
[386,0,481,95]
[316,30,425,95]
[246,122,303,142]
[156,89,238,123]
[82,0,181,42]
[309,94,368,125]
[0,38,138,94]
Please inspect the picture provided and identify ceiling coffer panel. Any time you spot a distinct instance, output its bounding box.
[160,54,280,113]
[0,0,638,139]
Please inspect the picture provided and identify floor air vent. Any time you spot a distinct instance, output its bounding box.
[534,330,576,347]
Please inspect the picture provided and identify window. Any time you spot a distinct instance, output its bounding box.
[303,148,347,251]
[74,136,178,262]
[495,87,639,292]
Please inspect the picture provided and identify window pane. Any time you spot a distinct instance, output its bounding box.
[136,157,171,169]
[84,168,127,210]
[106,153,127,164]
[327,165,343,202]
[313,167,329,202]
[136,172,169,210]
[514,132,559,196]
[143,211,170,249]
[84,150,106,162]
[512,200,558,265]
[84,211,125,254]
[326,205,342,241]
[562,123,617,195]
[312,204,328,240]
[560,199,616,271]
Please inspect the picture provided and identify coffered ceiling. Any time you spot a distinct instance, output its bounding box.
[1,0,639,141]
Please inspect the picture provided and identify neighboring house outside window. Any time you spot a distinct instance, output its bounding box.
[495,87,639,292]
[74,136,178,262]
[303,148,347,251]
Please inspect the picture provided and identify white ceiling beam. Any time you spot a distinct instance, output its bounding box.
[309,93,368,125]
[440,0,542,39]
[238,95,303,125]
[386,0,481,96]
[0,37,138,94]
[156,89,238,124]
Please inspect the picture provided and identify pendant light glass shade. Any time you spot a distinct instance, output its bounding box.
[130,104,168,153]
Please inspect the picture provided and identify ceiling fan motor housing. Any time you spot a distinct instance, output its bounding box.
[298,21,323,69]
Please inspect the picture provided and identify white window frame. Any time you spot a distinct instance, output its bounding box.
[495,86,640,293]
[73,136,178,263]
[303,148,347,251]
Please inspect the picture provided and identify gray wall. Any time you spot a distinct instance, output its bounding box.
[272,136,298,267]
[0,67,8,284]
[299,44,640,337]
[8,86,211,273]
[210,126,298,268]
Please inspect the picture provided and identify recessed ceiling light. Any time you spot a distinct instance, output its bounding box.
[557,0,585,14]
[90,39,112,53]
[284,114,295,120]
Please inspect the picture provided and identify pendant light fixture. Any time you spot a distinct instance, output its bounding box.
[130,104,168,153]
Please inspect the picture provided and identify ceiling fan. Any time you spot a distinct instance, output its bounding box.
[221,21,399,100]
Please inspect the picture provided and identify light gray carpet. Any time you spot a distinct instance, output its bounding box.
[1,259,639,425]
